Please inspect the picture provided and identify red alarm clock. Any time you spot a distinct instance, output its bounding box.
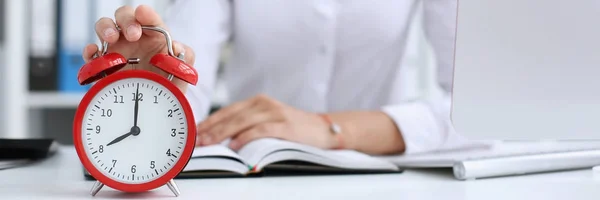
[73,26,198,197]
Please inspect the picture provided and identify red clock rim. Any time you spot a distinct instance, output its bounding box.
[73,70,196,193]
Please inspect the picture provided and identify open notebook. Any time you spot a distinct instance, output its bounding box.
[179,138,400,177]
[84,138,400,179]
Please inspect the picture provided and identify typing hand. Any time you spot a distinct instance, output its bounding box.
[81,5,195,93]
[195,95,338,150]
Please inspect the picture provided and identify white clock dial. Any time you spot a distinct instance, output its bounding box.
[81,78,189,184]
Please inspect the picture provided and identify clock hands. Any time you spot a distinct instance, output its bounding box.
[106,131,133,146]
[107,126,141,146]
[106,83,142,147]
[133,83,140,128]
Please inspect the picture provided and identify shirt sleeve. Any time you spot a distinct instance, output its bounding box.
[381,0,465,155]
[164,0,233,124]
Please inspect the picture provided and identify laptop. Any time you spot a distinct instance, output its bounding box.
[451,0,600,141]
[386,0,600,180]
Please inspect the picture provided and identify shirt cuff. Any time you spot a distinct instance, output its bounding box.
[382,101,446,155]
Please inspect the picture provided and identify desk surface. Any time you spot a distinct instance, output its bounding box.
[1,147,600,200]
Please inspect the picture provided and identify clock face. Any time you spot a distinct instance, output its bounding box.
[80,77,189,184]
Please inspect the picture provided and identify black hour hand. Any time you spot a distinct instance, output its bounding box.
[106,131,133,146]
[107,126,141,146]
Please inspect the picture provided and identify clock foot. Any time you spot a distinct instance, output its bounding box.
[90,181,104,196]
[166,179,180,197]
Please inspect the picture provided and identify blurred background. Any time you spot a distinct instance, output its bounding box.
[0,0,441,144]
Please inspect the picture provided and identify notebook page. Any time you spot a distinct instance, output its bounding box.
[183,145,250,174]
[324,150,399,169]
[237,138,323,165]
[192,144,244,162]
[237,138,397,170]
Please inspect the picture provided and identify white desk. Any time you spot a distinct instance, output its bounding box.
[1,147,600,200]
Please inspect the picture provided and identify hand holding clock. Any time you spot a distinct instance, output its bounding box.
[82,5,195,94]
[75,5,198,195]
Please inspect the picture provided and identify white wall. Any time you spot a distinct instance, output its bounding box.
[1,0,28,139]
[0,46,4,136]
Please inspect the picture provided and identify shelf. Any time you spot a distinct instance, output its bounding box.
[28,92,84,109]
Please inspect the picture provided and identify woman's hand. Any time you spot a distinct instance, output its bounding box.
[196,94,339,150]
[197,94,406,155]
[82,5,195,93]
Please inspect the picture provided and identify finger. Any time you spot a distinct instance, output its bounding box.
[115,5,142,42]
[82,44,99,63]
[134,5,167,37]
[228,123,284,150]
[196,98,256,133]
[203,107,274,146]
[173,41,195,65]
[95,17,119,44]
[197,101,256,145]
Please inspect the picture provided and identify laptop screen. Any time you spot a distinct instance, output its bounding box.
[451,0,600,140]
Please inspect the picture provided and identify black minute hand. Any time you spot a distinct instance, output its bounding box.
[134,83,140,127]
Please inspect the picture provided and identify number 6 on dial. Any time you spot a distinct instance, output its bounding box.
[73,26,198,197]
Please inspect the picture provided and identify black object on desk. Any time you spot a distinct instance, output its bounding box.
[0,138,58,170]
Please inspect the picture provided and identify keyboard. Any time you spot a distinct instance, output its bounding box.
[383,141,600,180]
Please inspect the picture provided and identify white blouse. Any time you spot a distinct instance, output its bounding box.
[165,0,461,155]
